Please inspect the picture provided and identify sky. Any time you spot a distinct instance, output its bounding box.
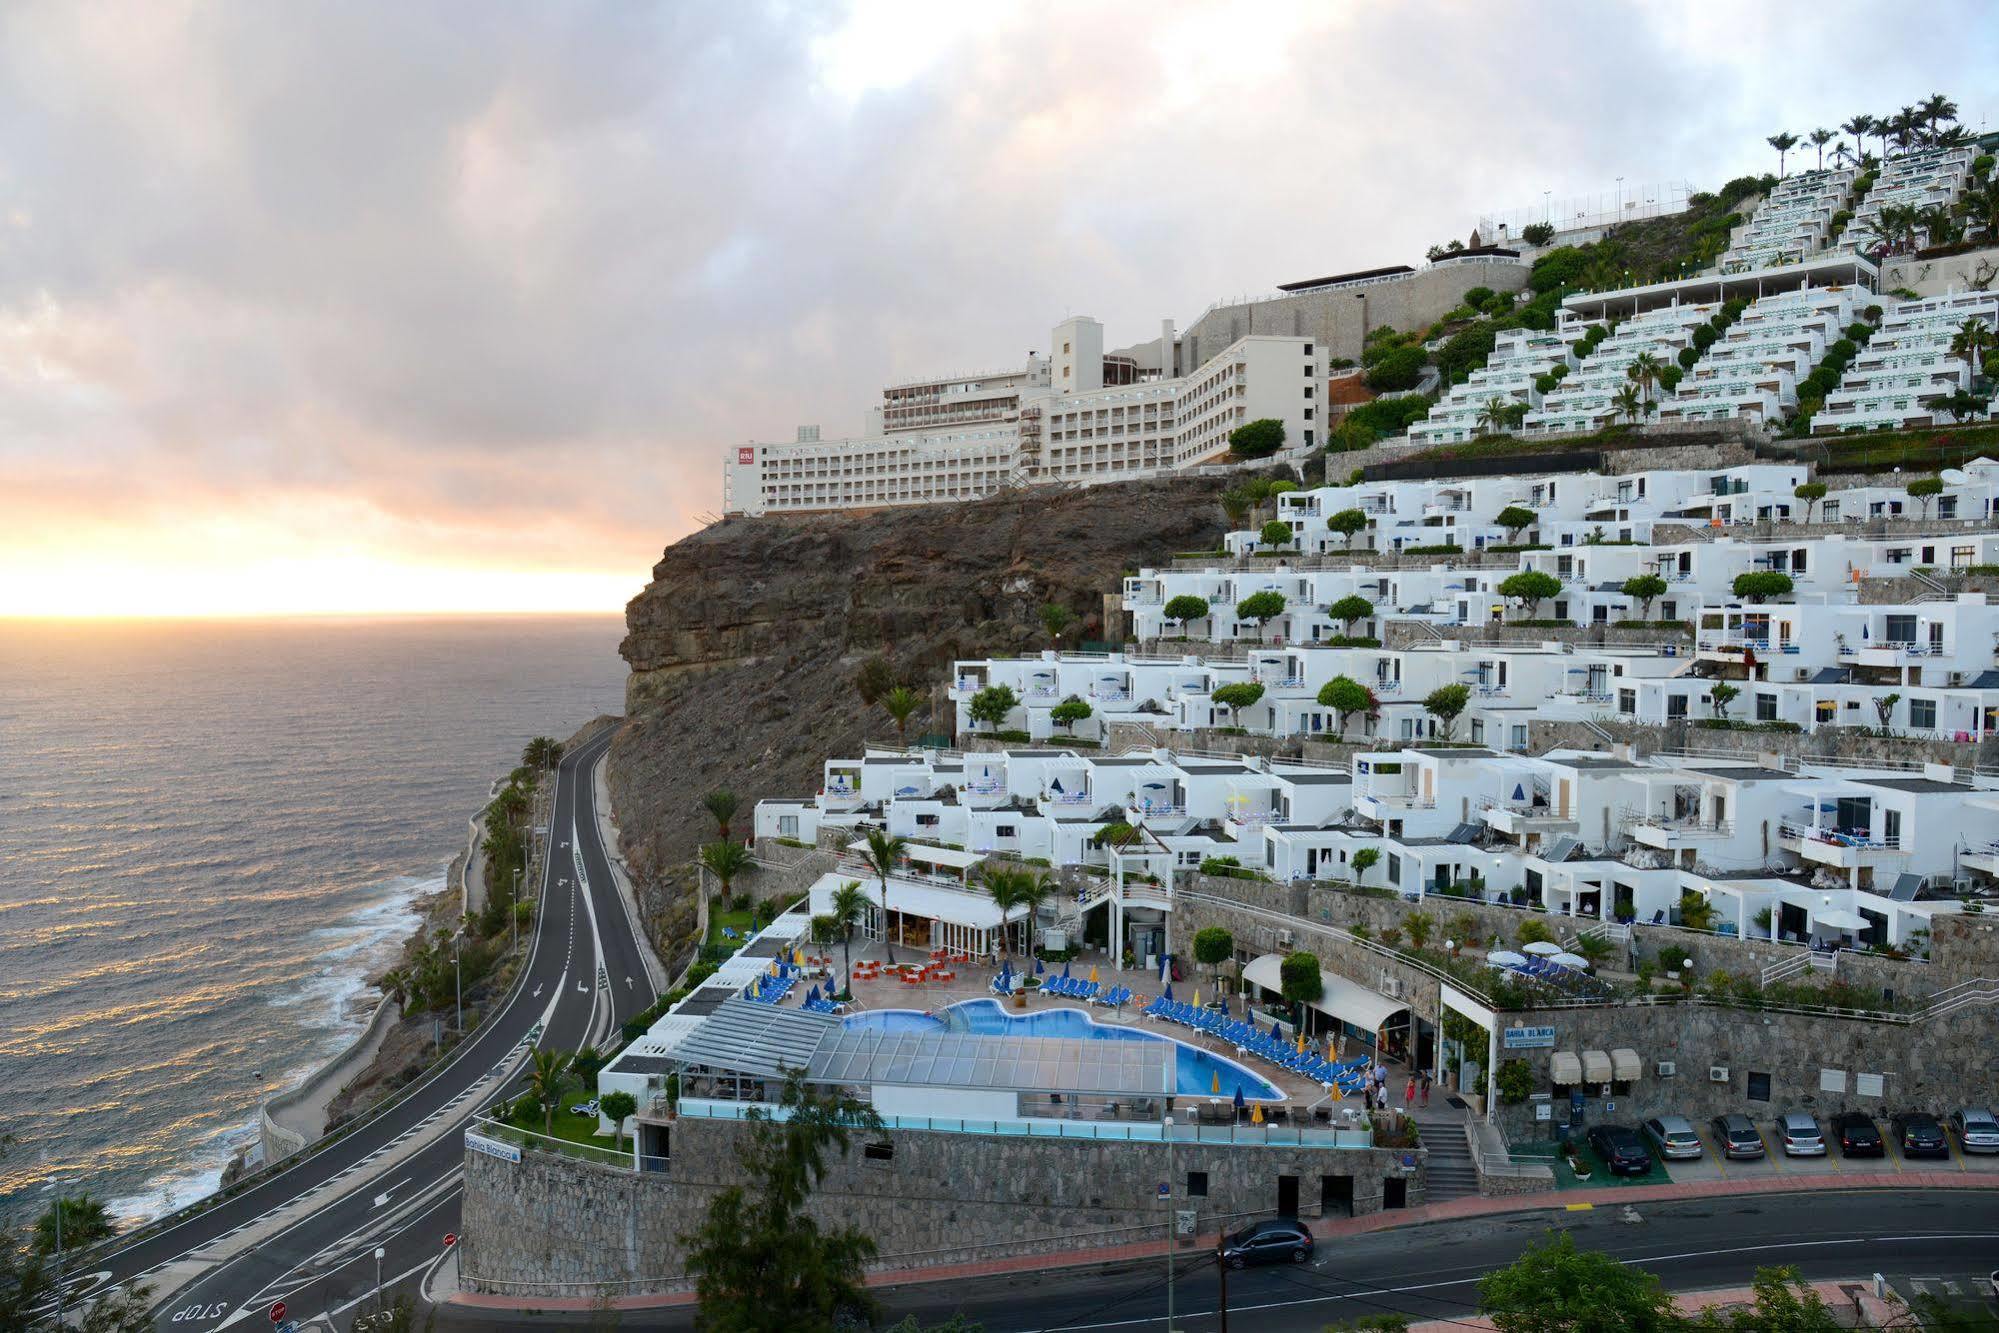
[1,1,1995,617]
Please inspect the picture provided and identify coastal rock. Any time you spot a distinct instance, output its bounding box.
[608,477,1233,974]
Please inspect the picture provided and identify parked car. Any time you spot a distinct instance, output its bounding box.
[1585,1125,1653,1176]
[1710,1113,1766,1160]
[1892,1111,1950,1158]
[1775,1111,1826,1157]
[1834,1111,1884,1157]
[1217,1218,1314,1268]
[1642,1115,1704,1160]
[1951,1108,1999,1154]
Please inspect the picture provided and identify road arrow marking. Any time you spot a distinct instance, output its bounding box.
[372,1178,411,1208]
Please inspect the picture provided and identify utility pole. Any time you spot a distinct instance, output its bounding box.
[51,1182,65,1327]
[1217,1248,1228,1333]
[454,942,463,1033]
[1163,1112,1176,1333]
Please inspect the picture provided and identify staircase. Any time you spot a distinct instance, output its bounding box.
[1410,1099,1479,1202]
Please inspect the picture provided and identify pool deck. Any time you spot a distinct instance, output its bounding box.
[788,941,1420,1114]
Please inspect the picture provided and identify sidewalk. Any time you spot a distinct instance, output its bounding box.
[447,1170,1999,1314]
[1408,1277,1900,1331]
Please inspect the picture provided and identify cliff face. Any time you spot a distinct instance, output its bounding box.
[607,477,1230,972]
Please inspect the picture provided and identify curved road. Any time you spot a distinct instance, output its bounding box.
[56,727,656,1332]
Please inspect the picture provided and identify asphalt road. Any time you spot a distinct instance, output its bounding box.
[49,727,656,1333]
[431,1189,1999,1332]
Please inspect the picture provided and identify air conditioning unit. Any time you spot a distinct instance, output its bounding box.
[1709,1065,1730,1083]
[1655,1060,1677,1078]
[1378,975,1405,999]
[1795,667,1811,681]
[1276,927,1294,947]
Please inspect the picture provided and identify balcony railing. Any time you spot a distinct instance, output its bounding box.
[1622,807,1734,836]
[1778,821,1903,850]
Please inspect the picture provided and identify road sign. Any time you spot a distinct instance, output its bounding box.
[444,1233,458,1247]
[269,1301,286,1323]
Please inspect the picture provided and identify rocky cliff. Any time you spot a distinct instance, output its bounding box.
[607,477,1231,972]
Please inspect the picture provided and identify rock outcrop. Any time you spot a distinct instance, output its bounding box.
[608,477,1232,972]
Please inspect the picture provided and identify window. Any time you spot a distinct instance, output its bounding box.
[1745,1072,1771,1103]
[1186,1171,1209,1197]
[1620,689,1637,715]
[778,815,799,838]
[1755,693,1777,722]
[864,1141,895,1161]
[1386,854,1402,885]
[1909,698,1936,730]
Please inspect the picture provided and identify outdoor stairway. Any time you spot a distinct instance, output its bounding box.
[1410,1097,1479,1202]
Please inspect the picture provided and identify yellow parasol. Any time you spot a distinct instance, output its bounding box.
[1251,1103,1265,1125]
[1211,1071,1221,1095]
[1193,988,1201,1009]
[1330,1081,1343,1102]
[1089,964,1099,985]
[1296,1034,1307,1055]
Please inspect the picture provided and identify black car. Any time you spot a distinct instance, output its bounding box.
[1217,1218,1314,1269]
[1892,1110,1950,1158]
[1585,1125,1653,1176]
[1833,1110,1884,1157]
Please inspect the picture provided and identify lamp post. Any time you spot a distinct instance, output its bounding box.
[453,942,463,1034]
[374,1245,387,1314]
[1163,1112,1177,1333]
[512,867,523,953]
[44,1178,67,1327]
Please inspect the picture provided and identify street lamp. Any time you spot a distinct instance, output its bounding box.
[1162,1113,1176,1333]
[453,942,464,1034]
[43,1178,68,1326]
[374,1245,387,1313]
[512,866,523,953]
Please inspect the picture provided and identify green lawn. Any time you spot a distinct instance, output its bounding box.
[495,1077,624,1154]
[706,906,755,947]
[1511,1139,1674,1190]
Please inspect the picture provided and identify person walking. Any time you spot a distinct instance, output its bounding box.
[1404,1074,1416,1106]
[1420,1070,1433,1107]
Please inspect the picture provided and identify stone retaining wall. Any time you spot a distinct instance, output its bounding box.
[259,997,401,1165]
[460,1113,1422,1296]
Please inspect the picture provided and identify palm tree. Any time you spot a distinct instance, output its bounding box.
[1475,396,1512,436]
[1626,351,1665,404]
[700,839,753,906]
[976,865,1028,961]
[1040,602,1074,646]
[1766,131,1799,177]
[860,828,908,964]
[1219,488,1253,528]
[521,736,562,770]
[1841,115,1875,169]
[701,789,738,842]
[1919,202,1961,248]
[1960,179,1999,244]
[1015,870,1054,959]
[1892,106,1920,156]
[1951,318,1995,379]
[1612,383,1644,425]
[1921,93,1959,143]
[1808,127,1834,171]
[527,1047,574,1137]
[829,880,867,987]
[880,685,922,745]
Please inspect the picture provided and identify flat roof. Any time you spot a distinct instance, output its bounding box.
[1408,747,1498,758]
[1276,263,1414,292]
[1178,762,1253,774]
[807,1028,1171,1097]
[1686,765,1794,782]
[1855,777,1968,794]
[672,997,841,1078]
[1270,771,1353,786]
[1544,756,1642,771]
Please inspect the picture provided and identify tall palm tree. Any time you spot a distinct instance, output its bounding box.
[1626,351,1665,404]
[701,790,738,842]
[829,880,867,986]
[880,685,922,745]
[699,839,752,906]
[1891,106,1920,156]
[1612,383,1644,425]
[1016,871,1054,959]
[1840,115,1874,169]
[1219,488,1253,527]
[1960,179,1999,245]
[1921,93,1959,143]
[1766,131,1799,177]
[1475,396,1512,437]
[860,828,908,964]
[1808,128,1835,171]
[527,1047,574,1137]
[976,865,1028,961]
[1951,318,1995,380]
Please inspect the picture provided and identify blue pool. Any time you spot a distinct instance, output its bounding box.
[844,998,1284,1100]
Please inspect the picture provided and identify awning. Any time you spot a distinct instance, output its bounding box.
[810,872,1020,930]
[1551,1051,1582,1084]
[1242,954,1406,1032]
[1815,908,1868,931]
[849,839,985,870]
[1582,1050,1613,1084]
[1611,1048,1642,1081]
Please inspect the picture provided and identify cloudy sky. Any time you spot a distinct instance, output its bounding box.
[2,1,1993,616]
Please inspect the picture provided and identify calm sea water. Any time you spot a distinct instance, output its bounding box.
[0,616,626,1226]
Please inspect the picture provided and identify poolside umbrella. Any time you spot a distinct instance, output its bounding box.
[1550,952,1590,969]
[1034,956,1045,975]
[1089,965,1099,985]
[1063,960,1072,979]
[1252,1103,1265,1125]
[1521,941,1563,956]
[1163,982,1173,1001]
[807,984,820,1004]
[1297,1033,1307,1055]
[1486,950,1528,968]
[1212,1071,1221,1095]
[1270,1019,1283,1040]
[1233,1087,1246,1117]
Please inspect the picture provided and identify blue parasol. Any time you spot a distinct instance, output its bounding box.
[1163,982,1174,1001]
[1271,1019,1283,1039]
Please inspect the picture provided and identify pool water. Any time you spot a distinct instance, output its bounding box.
[843,998,1284,1101]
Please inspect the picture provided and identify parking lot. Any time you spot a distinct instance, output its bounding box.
[1645,1118,1999,1184]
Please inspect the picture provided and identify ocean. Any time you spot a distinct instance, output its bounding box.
[0,615,627,1227]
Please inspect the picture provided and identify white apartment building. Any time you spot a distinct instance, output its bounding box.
[722,315,1317,515]
[1406,329,1575,446]
[1720,167,1854,273]
[1656,284,1861,425]
[1840,146,1978,257]
[1816,289,1999,433]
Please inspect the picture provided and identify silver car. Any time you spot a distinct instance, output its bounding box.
[1642,1114,1703,1160]
[1776,1111,1825,1157]
[1952,1107,1999,1153]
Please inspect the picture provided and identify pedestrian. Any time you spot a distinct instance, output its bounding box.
[1420,1070,1432,1107]
[1404,1075,1416,1106]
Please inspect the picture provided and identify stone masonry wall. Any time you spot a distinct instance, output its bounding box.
[460,1115,1423,1296]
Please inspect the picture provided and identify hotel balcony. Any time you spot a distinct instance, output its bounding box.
[1776,821,1909,870]
[1354,791,1435,822]
[1835,639,1942,669]
[1477,799,1578,839]
[1961,841,1999,877]
[1624,808,1734,850]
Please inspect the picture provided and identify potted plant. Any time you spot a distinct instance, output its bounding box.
[1563,1140,1592,1180]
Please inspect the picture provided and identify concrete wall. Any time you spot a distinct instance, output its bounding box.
[1879,245,1999,298]
[460,1114,1423,1296]
[259,998,401,1164]
[1488,997,1999,1145]
[1524,715,1999,777]
[1182,261,1530,368]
